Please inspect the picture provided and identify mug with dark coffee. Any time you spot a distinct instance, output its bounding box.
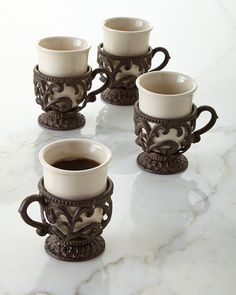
[19,139,114,261]
[39,138,112,199]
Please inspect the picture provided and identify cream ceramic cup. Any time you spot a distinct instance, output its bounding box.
[103,17,152,56]
[37,36,91,77]
[136,71,198,119]
[39,138,112,200]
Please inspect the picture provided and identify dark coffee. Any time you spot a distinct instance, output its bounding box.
[52,158,100,171]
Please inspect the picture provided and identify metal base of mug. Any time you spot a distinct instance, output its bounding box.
[38,110,85,131]
[34,65,111,131]
[18,177,113,262]
[45,235,105,262]
[97,43,170,107]
[137,152,188,175]
[101,87,138,106]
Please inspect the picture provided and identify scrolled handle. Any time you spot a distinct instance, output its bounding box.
[18,194,50,236]
[149,47,171,72]
[86,68,111,102]
[192,105,218,143]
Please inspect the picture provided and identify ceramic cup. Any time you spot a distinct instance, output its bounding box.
[35,36,111,130]
[37,36,91,77]
[134,71,218,174]
[136,71,198,119]
[39,138,112,200]
[103,17,152,56]
[98,18,170,106]
[19,138,113,260]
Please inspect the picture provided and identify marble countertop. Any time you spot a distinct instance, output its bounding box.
[0,0,236,294]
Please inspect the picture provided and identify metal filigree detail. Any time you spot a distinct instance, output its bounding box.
[134,103,197,157]
[18,177,113,261]
[34,65,110,130]
[137,152,188,175]
[97,43,170,105]
[101,87,138,106]
[134,102,218,174]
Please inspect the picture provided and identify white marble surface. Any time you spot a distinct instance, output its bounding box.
[0,0,236,294]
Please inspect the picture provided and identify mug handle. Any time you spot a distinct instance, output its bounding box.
[192,105,218,143]
[18,195,50,236]
[87,68,111,102]
[149,47,171,71]
[78,68,111,111]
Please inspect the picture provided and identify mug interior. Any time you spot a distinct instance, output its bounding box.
[39,139,111,172]
[104,17,152,32]
[137,71,197,95]
[38,37,90,51]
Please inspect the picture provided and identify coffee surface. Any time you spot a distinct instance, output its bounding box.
[52,158,100,171]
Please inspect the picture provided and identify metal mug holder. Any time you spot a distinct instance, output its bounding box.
[19,177,113,262]
[34,65,110,130]
[134,102,218,174]
[97,43,170,106]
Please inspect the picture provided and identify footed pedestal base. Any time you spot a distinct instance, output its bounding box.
[137,152,188,175]
[38,110,85,131]
[45,235,105,262]
[101,87,138,106]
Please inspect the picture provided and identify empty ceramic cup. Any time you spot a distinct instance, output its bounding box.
[98,17,170,105]
[134,71,218,174]
[35,36,111,130]
[136,71,198,119]
[103,17,152,56]
[37,36,91,77]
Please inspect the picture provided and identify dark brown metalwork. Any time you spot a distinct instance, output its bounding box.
[18,177,113,262]
[34,65,111,130]
[134,102,218,174]
[97,43,170,106]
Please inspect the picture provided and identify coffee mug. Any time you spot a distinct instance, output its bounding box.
[39,138,112,199]
[136,71,198,119]
[103,17,152,56]
[37,36,91,77]
[18,139,113,260]
[35,36,111,130]
[134,71,218,174]
[98,18,170,105]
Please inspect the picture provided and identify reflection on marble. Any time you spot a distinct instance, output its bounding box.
[130,172,210,251]
[1,0,236,294]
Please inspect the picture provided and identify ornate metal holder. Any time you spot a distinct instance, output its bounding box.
[97,43,170,106]
[34,66,110,130]
[19,177,113,262]
[134,102,218,174]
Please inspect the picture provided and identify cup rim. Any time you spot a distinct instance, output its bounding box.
[39,138,112,175]
[136,71,198,97]
[103,17,153,34]
[37,36,91,53]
